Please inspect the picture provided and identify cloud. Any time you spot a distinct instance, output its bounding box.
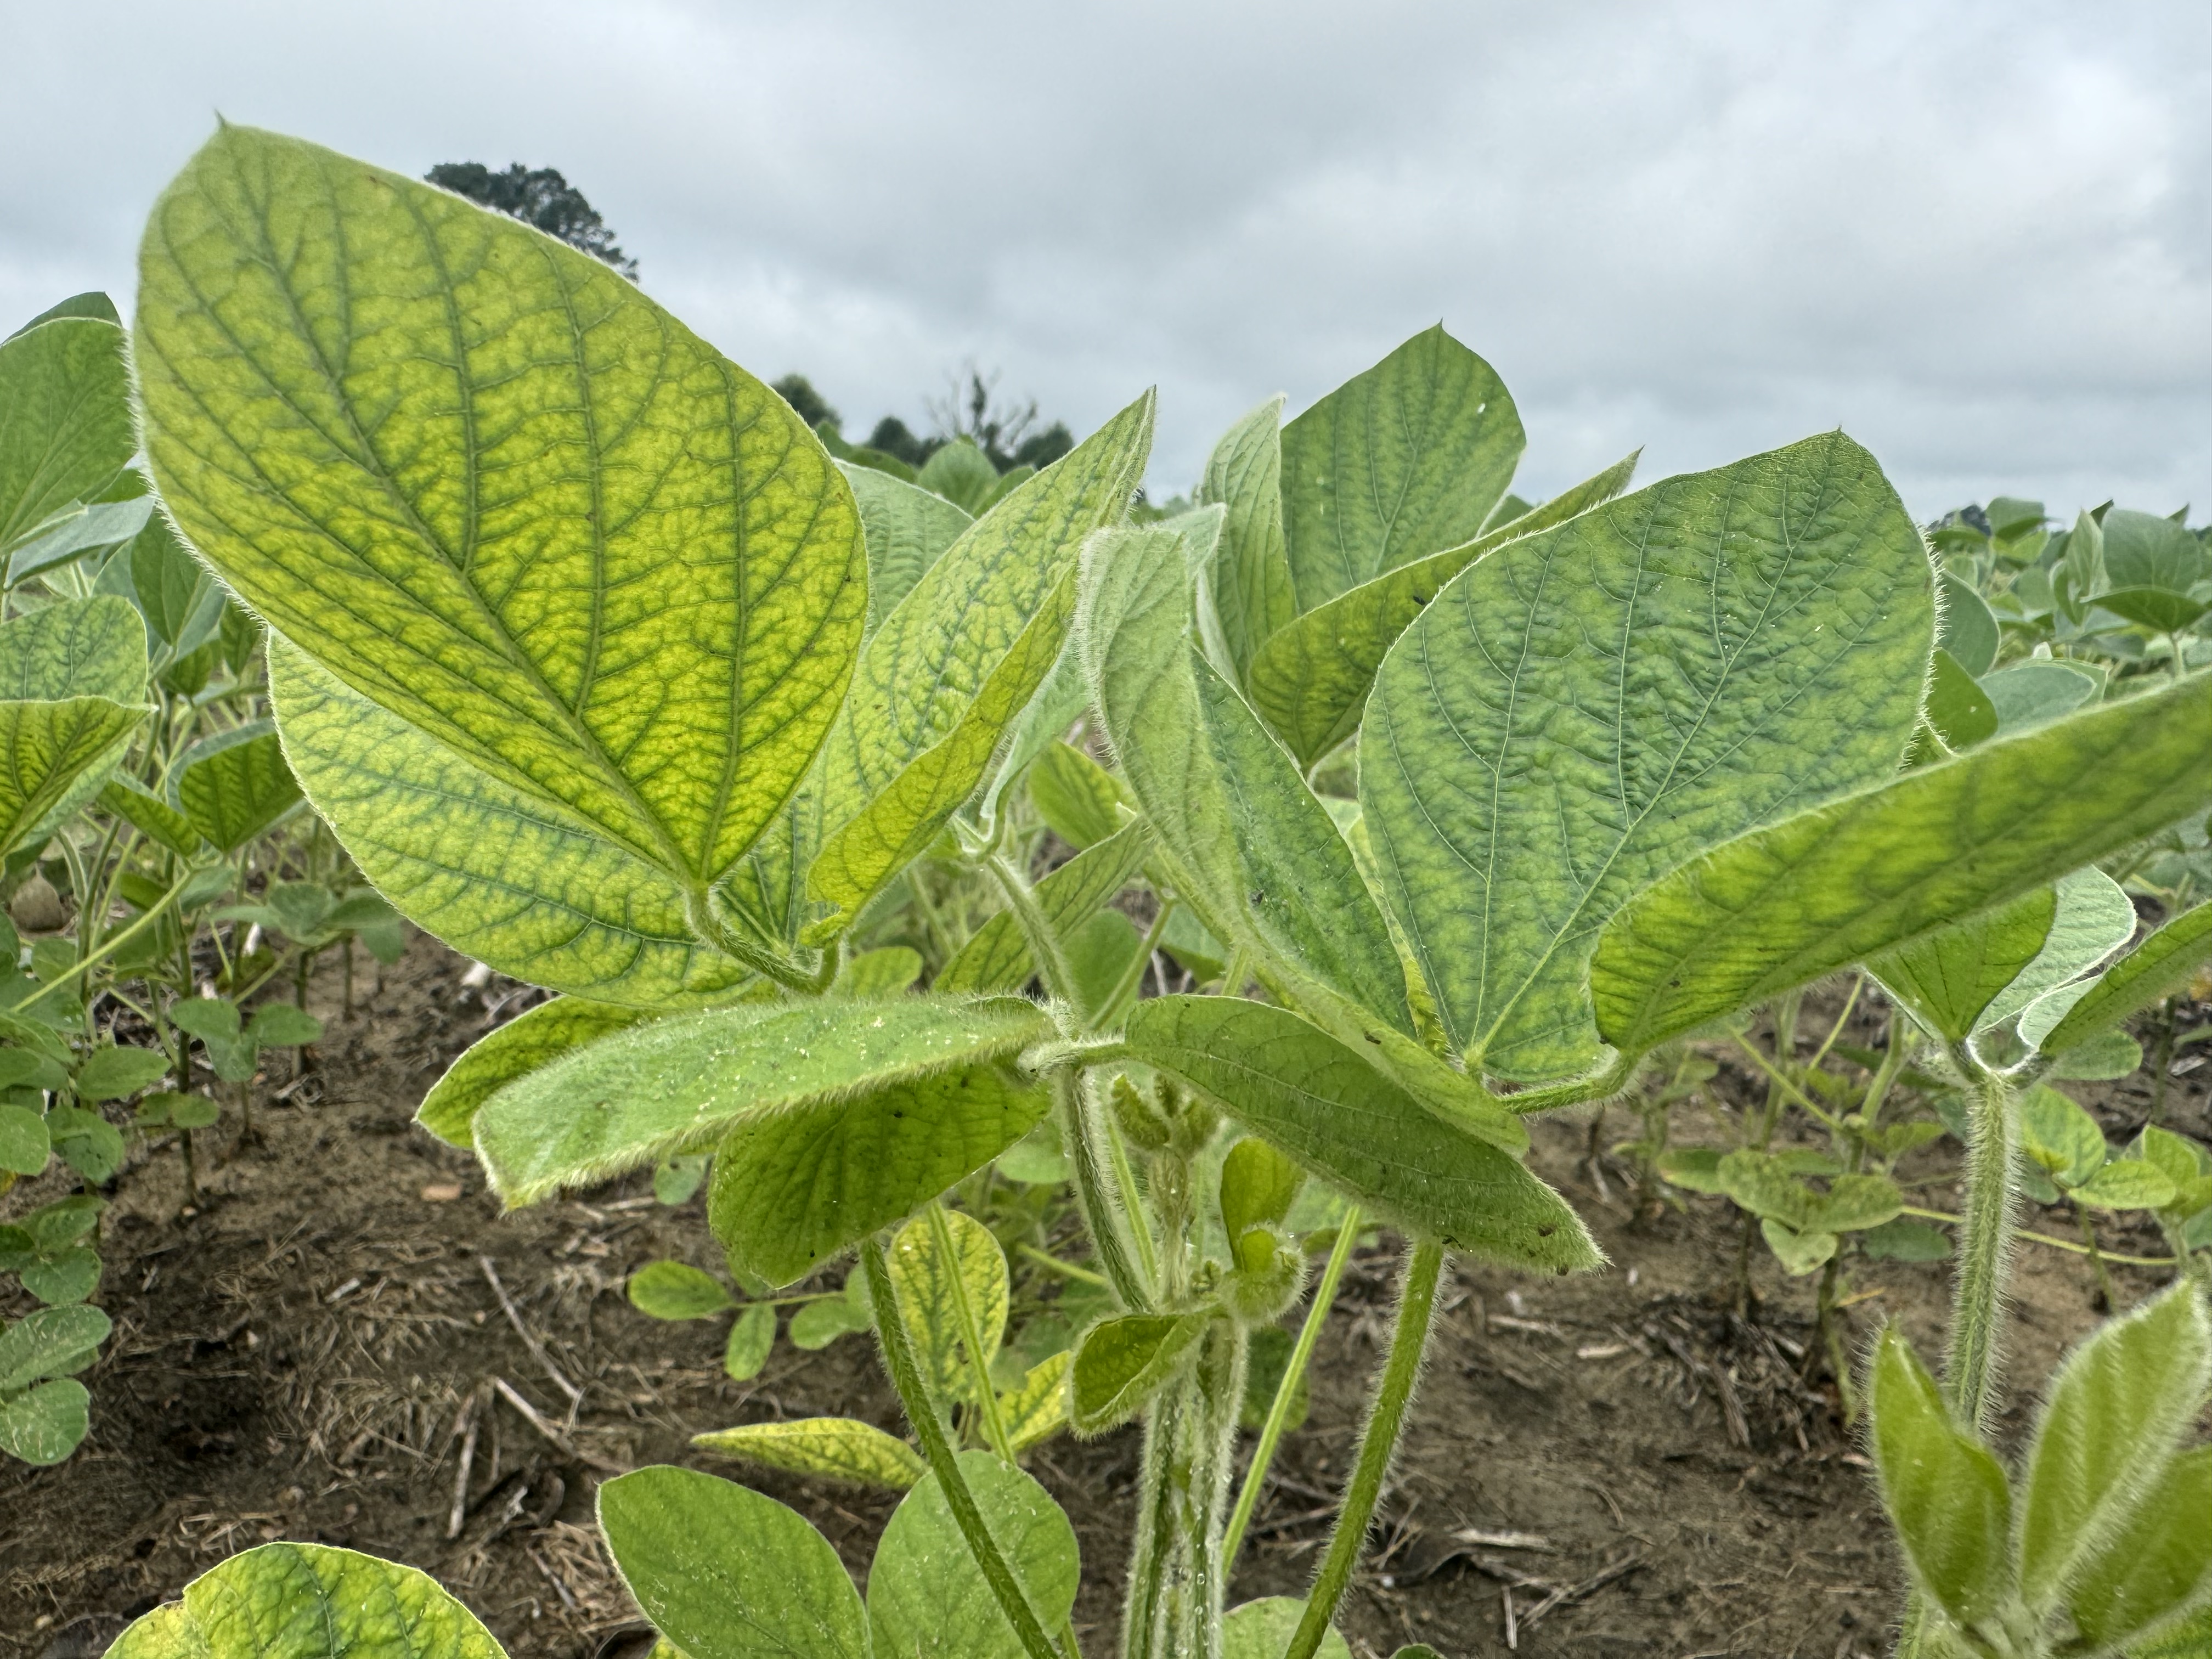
[3,0,2205,516]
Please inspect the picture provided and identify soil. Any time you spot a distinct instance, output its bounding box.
[4,937,2206,1659]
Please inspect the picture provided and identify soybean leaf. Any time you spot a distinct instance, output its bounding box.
[1978,867,2137,1036]
[1278,325,1523,614]
[2021,1084,2109,1188]
[1759,1221,1836,1276]
[599,1466,867,1659]
[0,316,133,558]
[789,1294,872,1350]
[475,994,1051,1206]
[1861,1217,1952,1262]
[999,1350,1073,1450]
[1363,432,1934,1081]
[2073,1159,2177,1211]
[1247,450,1639,766]
[175,721,300,852]
[248,1004,321,1048]
[2097,588,2209,634]
[2101,509,2208,594]
[1194,396,1294,691]
[128,513,225,657]
[713,1069,1044,1287]
[628,1261,733,1321]
[1221,1597,1353,1659]
[1982,661,2098,732]
[2130,1610,2212,1659]
[0,1305,110,1390]
[0,1105,48,1175]
[76,1044,170,1102]
[1082,521,1413,1036]
[0,1377,91,1466]
[1221,1137,1305,1242]
[2036,899,2212,1056]
[809,394,1154,927]
[694,1417,925,1491]
[1070,1312,1207,1433]
[1028,740,1126,850]
[10,294,120,335]
[884,1208,1008,1402]
[21,1243,101,1305]
[105,1542,506,1658]
[0,596,145,703]
[1592,668,2212,1063]
[138,126,867,888]
[916,440,1001,513]
[1923,649,1999,749]
[724,1304,775,1380]
[0,697,146,859]
[2064,1448,2212,1653]
[843,464,973,630]
[273,645,760,1009]
[867,1450,1080,1659]
[1869,1328,2016,1632]
[1937,571,2000,676]
[1872,885,2055,1043]
[936,818,1152,996]
[1123,996,1598,1272]
[98,778,201,857]
[829,945,923,1000]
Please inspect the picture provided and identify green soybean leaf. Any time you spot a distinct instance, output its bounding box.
[416,995,648,1153]
[1027,740,1126,850]
[1593,669,2212,1063]
[0,596,146,703]
[1982,660,2098,732]
[885,1207,1008,1401]
[1805,1174,1905,1233]
[936,818,1152,995]
[109,1542,507,1658]
[1923,648,1999,750]
[1221,1137,1305,1242]
[1861,1218,1952,1262]
[1873,885,2055,1043]
[76,1043,170,1102]
[789,1294,872,1350]
[1194,397,1294,691]
[128,513,226,657]
[2073,1158,2178,1211]
[723,1303,775,1380]
[829,945,923,1000]
[2064,1448,2212,1652]
[99,778,201,857]
[175,721,300,853]
[138,127,867,889]
[2036,899,2212,1056]
[0,1377,91,1466]
[0,697,146,859]
[2102,509,2208,594]
[1221,1597,1353,1659]
[1937,571,2000,676]
[1279,325,1523,614]
[1363,432,1934,1081]
[0,316,133,558]
[1869,1328,2015,1632]
[1123,996,1598,1272]
[711,1068,1045,1288]
[1759,1220,1837,1276]
[0,1104,48,1175]
[844,464,973,630]
[999,1349,1073,1450]
[475,994,1050,1206]
[248,1004,322,1049]
[2097,587,2210,634]
[1082,522,1413,1037]
[1070,1312,1207,1432]
[868,1451,1080,1659]
[273,645,758,1009]
[694,1417,925,1491]
[0,1304,110,1390]
[2021,1084,2109,1188]
[10,294,120,336]
[599,1466,867,1659]
[1248,450,1639,766]
[916,439,1001,513]
[1979,866,2137,1036]
[810,394,1154,928]
[628,1261,733,1321]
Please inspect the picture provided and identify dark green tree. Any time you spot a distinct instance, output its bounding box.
[770,375,840,431]
[424,162,639,280]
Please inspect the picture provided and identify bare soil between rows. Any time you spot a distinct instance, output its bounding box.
[5,938,2204,1659]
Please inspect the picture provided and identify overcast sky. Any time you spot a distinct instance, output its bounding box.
[6,1,2207,519]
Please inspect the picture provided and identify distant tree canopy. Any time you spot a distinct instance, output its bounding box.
[425,162,639,280]
[776,367,1073,476]
[769,375,839,432]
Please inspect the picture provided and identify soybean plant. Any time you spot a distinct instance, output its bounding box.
[106,123,2212,1659]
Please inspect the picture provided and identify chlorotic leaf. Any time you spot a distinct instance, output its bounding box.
[175,720,300,853]
[139,127,867,892]
[998,1349,1073,1451]
[867,1451,1080,1659]
[936,818,1152,996]
[693,1417,926,1491]
[1248,450,1638,766]
[0,317,133,557]
[1026,740,1126,850]
[600,1466,868,1659]
[1070,1312,1207,1433]
[99,778,201,857]
[1363,432,1934,1081]
[0,697,145,859]
[476,994,1051,1207]
[1869,1328,2016,1632]
[1593,668,2212,1063]
[273,644,760,1008]
[884,1208,1009,1402]
[1279,325,1523,614]
[0,596,146,703]
[417,995,657,1148]
[711,1070,1044,1288]
[1123,996,1598,1272]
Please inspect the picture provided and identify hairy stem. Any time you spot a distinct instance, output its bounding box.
[987,850,1077,1009]
[1125,1323,1244,1659]
[1944,1050,2018,1433]
[1221,1205,1362,1574]
[1285,1237,1443,1659]
[1056,1066,1153,1311]
[862,1234,1061,1659]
